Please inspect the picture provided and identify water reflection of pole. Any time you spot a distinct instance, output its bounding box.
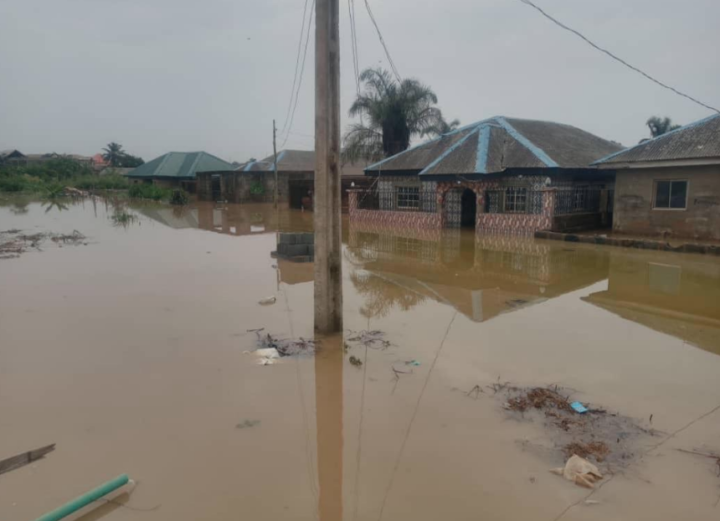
[315,333,343,521]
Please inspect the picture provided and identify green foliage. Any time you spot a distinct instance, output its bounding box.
[343,67,457,162]
[118,154,144,168]
[73,174,129,191]
[169,189,189,206]
[128,183,170,201]
[646,116,681,138]
[250,180,265,195]
[102,142,144,167]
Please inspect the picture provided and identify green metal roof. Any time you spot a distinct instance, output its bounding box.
[127,152,234,179]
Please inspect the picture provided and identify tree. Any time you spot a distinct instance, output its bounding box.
[343,68,456,163]
[646,116,681,138]
[117,154,144,168]
[102,142,125,167]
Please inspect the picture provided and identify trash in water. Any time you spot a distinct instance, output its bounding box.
[258,296,277,306]
[236,419,261,429]
[571,401,589,414]
[407,360,421,367]
[349,356,363,367]
[347,330,392,350]
[551,454,603,489]
[254,331,316,357]
[255,348,280,359]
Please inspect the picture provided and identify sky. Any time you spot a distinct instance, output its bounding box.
[0,0,718,163]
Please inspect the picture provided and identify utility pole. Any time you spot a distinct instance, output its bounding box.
[314,0,342,332]
[273,119,279,209]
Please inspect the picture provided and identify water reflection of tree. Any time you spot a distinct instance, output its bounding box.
[350,270,426,319]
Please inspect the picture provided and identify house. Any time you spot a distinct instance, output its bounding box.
[126,151,235,192]
[92,153,110,169]
[0,149,26,166]
[196,149,372,210]
[349,116,622,234]
[594,114,720,241]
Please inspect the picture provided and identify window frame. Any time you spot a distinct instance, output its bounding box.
[652,179,688,211]
[504,187,528,214]
[395,185,421,211]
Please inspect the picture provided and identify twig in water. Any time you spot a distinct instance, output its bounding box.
[466,385,484,400]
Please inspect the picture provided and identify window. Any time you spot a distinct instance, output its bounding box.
[654,180,687,209]
[573,187,588,211]
[485,190,502,213]
[504,187,527,213]
[396,186,420,210]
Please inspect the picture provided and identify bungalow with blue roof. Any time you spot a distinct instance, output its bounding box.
[594,114,720,241]
[350,116,622,234]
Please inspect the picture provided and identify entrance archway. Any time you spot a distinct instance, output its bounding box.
[461,189,477,228]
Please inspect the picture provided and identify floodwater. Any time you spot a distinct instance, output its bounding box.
[2,196,720,521]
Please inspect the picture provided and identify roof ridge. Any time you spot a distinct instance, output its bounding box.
[496,117,559,168]
[593,113,720,165]
[418,127,482,176]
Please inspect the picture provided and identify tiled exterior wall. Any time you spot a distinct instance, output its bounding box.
[348,191,442,230]
[349,176,556,234]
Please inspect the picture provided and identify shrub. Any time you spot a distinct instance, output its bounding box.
[128,183,170,201]
[73,174,129,191]
[169,189,189,206]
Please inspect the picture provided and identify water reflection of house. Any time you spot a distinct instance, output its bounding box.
[584,252,720,355]
[196,203,314,237]
[135,206,200,229]
[347,222,609,322]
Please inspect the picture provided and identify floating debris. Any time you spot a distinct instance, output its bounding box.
[236,419,261,429]
[349,356,363,367]
[347,330,392,350]
[1,230,87,259]
[258,296,277,306]
[495,385,655,468]
[551,454,603,489]
[254,331,316,357]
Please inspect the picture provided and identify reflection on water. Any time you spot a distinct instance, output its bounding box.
[346,222,611,324]
[584,251,720,354]
[4,198,720,521]
[314,334,344,521]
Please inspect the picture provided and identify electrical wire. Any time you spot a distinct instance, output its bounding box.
[363,0,401,82]
[280,0,317,149]
[518,0,719,113]
[280,0,312,136]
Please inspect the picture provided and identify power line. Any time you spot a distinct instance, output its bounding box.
[280,0,316,149]
[363,0,401,82]
[280,0,312,135]
[518,0,719,113]
[348,0,361,93]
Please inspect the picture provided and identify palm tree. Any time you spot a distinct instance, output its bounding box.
[343,68,456,163]
[646,116,681,138]
[102,142,125,167]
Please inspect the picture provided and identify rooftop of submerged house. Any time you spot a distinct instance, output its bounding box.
[594,113,720,167]
[237,149,367,177]
[365,116,623,176]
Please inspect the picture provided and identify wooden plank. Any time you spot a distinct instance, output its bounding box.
[0,444,56,476]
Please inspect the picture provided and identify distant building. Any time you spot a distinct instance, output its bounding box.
[350,116,621,234]
[595,114,720,241]
[0,149,26,166]
[126,151,235,192]
[196,149,372,210]
[92,153,110,169]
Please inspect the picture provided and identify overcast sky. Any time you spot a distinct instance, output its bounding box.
[1,0,718,163]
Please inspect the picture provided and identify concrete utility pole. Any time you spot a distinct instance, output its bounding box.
[273,119,279,209]
[314,0,342,332]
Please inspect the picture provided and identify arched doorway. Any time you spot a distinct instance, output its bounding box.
[461,189,477,228]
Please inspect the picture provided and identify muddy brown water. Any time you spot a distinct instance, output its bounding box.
[2,197,720,520]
